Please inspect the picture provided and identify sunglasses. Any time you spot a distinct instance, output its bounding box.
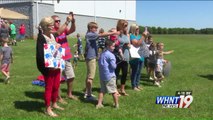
[55,20,61,23]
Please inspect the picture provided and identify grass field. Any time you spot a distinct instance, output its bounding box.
[0,35,212,119]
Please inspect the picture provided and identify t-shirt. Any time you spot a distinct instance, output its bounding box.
[98,49,116,81]
[97,37,106,49]
[19,26,25,35]
[0,46,12,64]
[85,32,99,60]
[130,34,144,63]
[156,58,165,72]
[118,34,130,62]
[77,38,82,48]
[10,24,16,35]
[0,27,9,38]
[55,29,72,60]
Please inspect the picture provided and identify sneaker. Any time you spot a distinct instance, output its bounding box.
[96,104,104,109]
[86,96,96,101]
[84,93,96,99]
[113,104,119,109]
[4,76,10,84]
[137,86,143,91]
[133,87,140,91]
[149,77,154,80]
[154,81,161,87]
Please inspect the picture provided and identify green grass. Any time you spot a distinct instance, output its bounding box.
[0,35,212,119]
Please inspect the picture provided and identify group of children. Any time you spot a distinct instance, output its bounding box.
[0,18,173,112]
[144,35,174,87]
[69,22,173,109]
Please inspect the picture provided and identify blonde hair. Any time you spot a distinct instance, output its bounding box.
[87,22,98,31]
[129,23,139,35]
[2,37,9,43]
[116,19,128,35]
[39,17,54,32]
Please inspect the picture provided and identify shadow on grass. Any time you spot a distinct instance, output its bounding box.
[61,88,97,106]
[0,78,4,83]
[25,91,43,100]
[198,74,213,80]
[14,101,44,113]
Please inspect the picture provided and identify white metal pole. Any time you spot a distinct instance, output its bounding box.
[94,0,96,22]
[125,0,126,20]
[36,1,39,27]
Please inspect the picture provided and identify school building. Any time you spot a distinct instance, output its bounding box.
[0,0,136,38]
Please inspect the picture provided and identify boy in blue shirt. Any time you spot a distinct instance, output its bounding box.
[96,40,119,109]
[84,22,119,100]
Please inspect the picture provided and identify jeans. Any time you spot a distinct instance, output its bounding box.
[130,60,143,88]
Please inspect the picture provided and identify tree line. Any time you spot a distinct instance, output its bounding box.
[139,26,213,34]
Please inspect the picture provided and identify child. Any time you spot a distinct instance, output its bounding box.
[148,42,157,81]
[109,28,124,60]
[9,21,17,46]
[84,22,118,100]
[0,38,13,84]
[97,28,106,59]
[73,50,79,69]
[144,35,153,76]
[154,52,167,87]
[76,33,84,60]
[157,42,174,55]
[19,23,26,42]
[96,40,119,109]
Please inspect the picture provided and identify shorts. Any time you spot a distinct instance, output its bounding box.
[98,47,104,53]
[1,63,10,72]
[10,34,16,40]
[78,47,83,55]
[100,77,117,94]
[64,60,75,79]
[19,34,25,40]
[148,62,156,69]
[86,58,96,79]
[144,57,149,68]
[156,71,163,78]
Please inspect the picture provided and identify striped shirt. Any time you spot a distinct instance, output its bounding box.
[55,29,72,60]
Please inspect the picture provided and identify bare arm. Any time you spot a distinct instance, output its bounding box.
[11,52,13,63]
[163,50,174,55]
[55,15,73,36]
[131,34,146,47]
[66,13,76,35]
[0,54,2,62]
[99,31,120,37]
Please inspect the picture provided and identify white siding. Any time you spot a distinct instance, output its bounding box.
[52,0,135,21]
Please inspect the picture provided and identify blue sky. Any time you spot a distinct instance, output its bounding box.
[136,1,213,29]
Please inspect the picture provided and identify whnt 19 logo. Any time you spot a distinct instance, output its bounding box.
[156,95,193,108]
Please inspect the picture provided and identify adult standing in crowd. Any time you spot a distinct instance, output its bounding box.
[115,20,130,96]
[51,12,78,103]
[36,15,72,117]
[129,24,146,91]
